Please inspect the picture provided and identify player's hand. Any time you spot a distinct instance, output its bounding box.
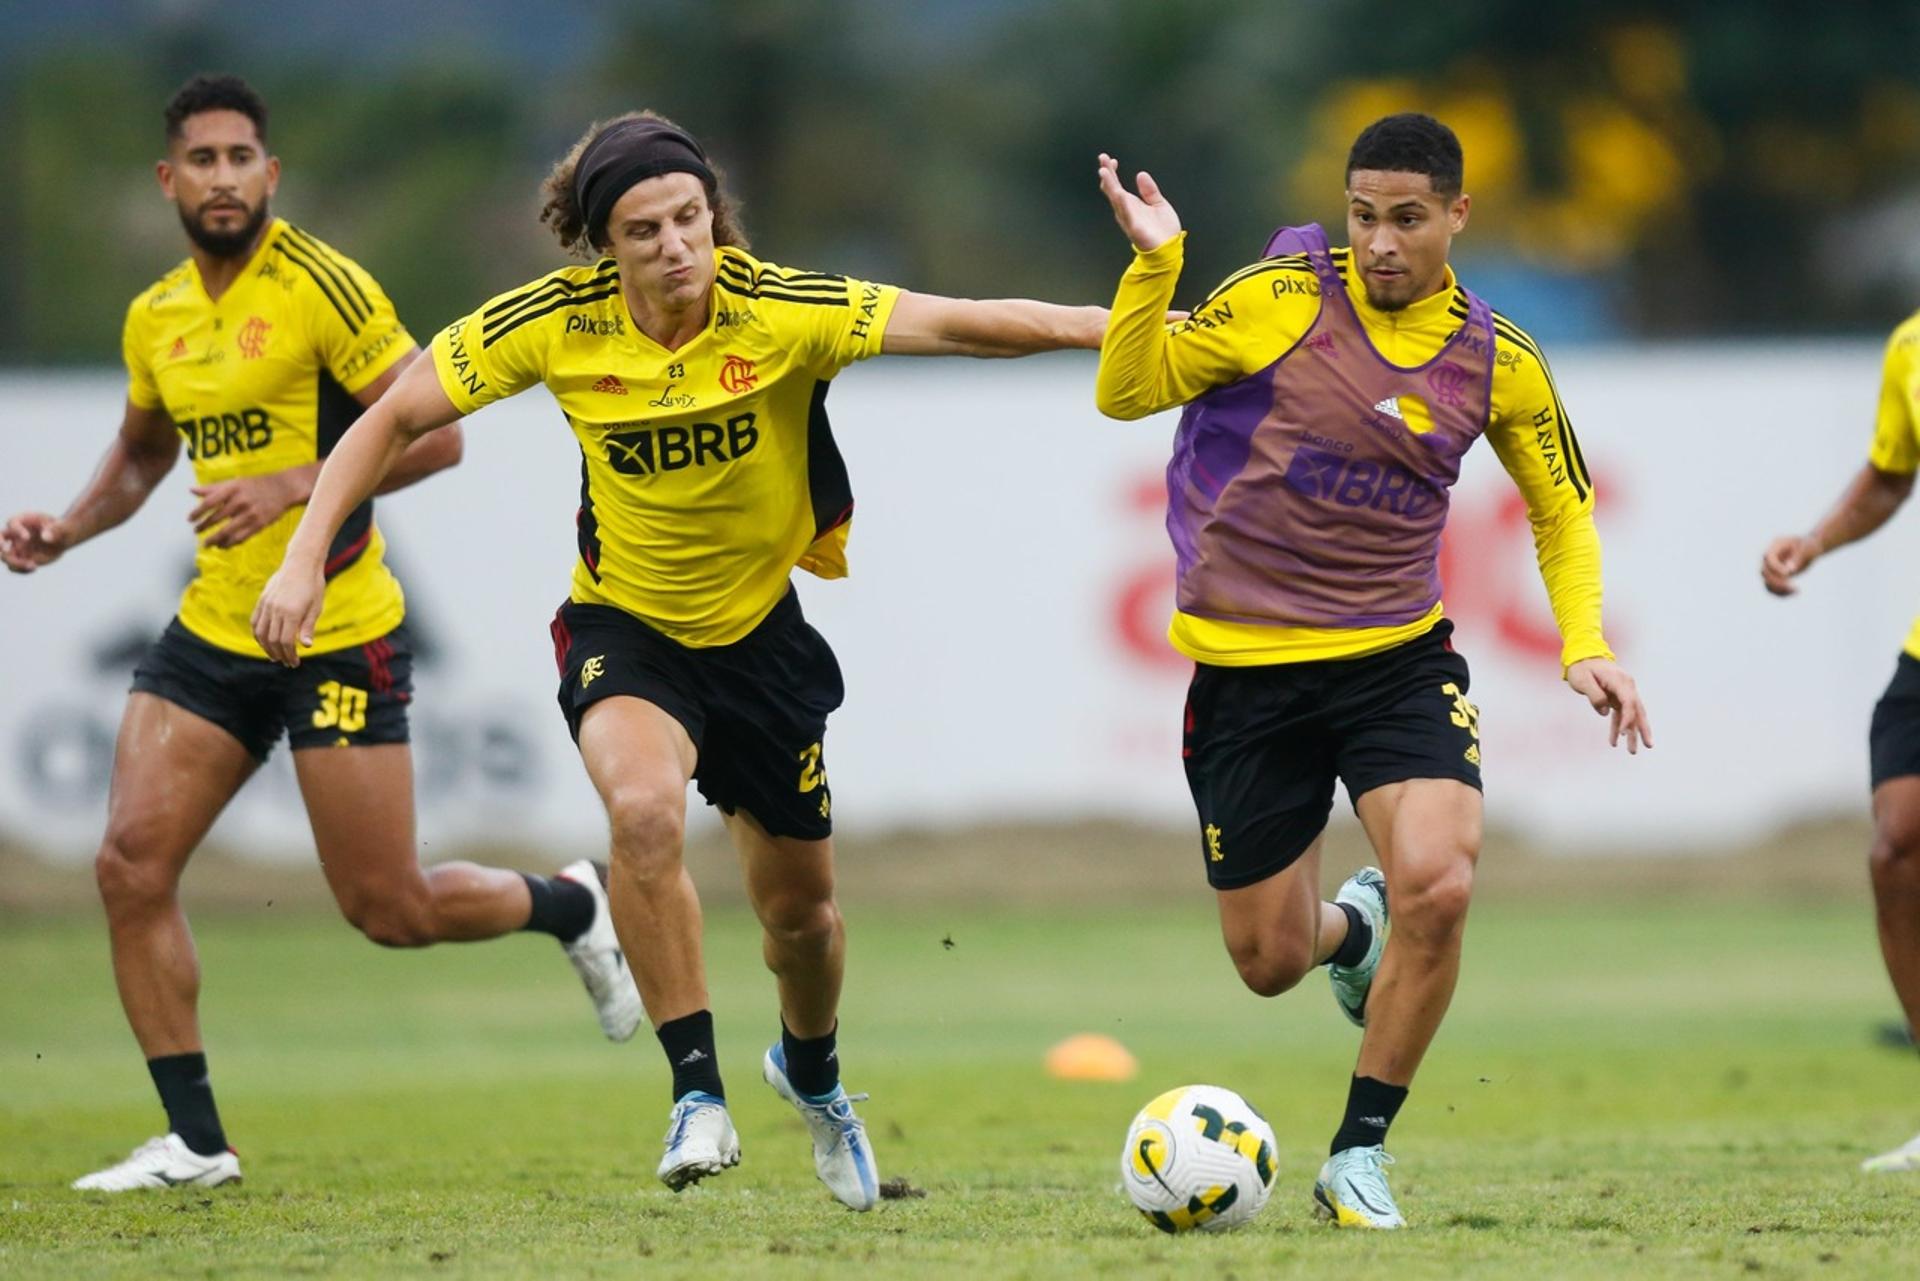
[1760,534,1822,597]
[252,560,326,667]
[1097,153,1182,253]
[1566,657,1652,754]
[1,511,70,574]
[190,470,310,549]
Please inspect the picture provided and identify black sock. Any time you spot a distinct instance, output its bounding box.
[1327,901,1372,969]
[781,1020,840,1098]
[1330,1074,1408,1155]
[657,1010,725,1102]
[147,1052,228,1156]
[520,873,596,943]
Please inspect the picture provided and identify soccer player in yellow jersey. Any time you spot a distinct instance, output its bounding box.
[252,110,1107,1208]
[1093,114,1652,1228]
[1762,308,1920,1174]
[1,76,641,1193]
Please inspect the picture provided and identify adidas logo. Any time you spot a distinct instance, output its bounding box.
[167,337,189,360]
[1372,397,1403,420]
[676,1048,708,1066]
[592,374,628,395]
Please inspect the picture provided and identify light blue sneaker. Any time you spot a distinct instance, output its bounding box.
[762,1044,880,1211]
[1328,867,1388,1027]
[655,1091,740,1191]
[1313,1144,1405,1229]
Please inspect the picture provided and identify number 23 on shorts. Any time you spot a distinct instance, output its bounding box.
[797,741,831,819]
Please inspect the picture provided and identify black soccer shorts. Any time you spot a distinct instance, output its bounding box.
[131,618,413,762]
[549,588,844,841]
[1869,651,1920,789]
[1180,619,1483,890]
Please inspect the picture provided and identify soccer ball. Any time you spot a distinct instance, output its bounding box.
[1120,1084,1278,1233]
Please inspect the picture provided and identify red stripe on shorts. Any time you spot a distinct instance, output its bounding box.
[549,609,573,677]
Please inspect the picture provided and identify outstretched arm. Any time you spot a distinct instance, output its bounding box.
[252,355,462,664]
[1760,464,1913,596]
[878,292,1107,357]
[1092,154,1259,419]
[2,400,179,573]
[189,350,466,549]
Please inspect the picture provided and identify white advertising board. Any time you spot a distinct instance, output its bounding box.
[1,344,1909,861]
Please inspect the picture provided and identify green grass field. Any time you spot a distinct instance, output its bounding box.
[4,891,1919,1279]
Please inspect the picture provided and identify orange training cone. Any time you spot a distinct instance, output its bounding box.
[1044,1033,1138,1082]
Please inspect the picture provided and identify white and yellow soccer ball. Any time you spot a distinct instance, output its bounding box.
[1120,1084,1278,1233]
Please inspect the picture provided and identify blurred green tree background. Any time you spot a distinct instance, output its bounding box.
[5,0,1919,363]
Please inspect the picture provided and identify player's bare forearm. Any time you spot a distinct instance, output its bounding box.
[1811,464,1912,555]
[55,404,181,546]
[1763,464,1913,596]
[879,293,1107,358]
[354,348,465,498]
[281,358,461,570]
[374,421,464,495]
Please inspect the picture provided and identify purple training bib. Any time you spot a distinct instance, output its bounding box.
[1165,223,1496,630]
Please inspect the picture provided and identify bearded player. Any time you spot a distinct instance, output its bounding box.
[2,75,641,1192]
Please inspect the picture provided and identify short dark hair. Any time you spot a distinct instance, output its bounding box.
[164,74,269,145]
[1346,113,1462,197]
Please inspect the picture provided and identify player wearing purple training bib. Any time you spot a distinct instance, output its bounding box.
[1094,113,1653,1229]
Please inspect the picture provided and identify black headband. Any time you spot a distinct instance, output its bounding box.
[575,119,716,244]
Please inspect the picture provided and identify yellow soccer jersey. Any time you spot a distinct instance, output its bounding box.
[123,218,415,656]
[430,245,900,647]
[1865,309,1920,657]
[1097,233,1612,672]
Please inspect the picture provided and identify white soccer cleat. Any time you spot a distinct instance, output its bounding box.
[656,1092,741,1191]
[1328,867,1388,1027]
[1313,1144,1404,1229]
[72,1134,241,1192]
[557,860,644,1042]
[762,1043,880,1211]
[1862,1130,1920,1173]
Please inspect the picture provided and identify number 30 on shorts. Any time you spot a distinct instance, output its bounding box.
[313,680,370,733]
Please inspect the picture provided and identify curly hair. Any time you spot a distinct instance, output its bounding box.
[539,111,747,258]
[164,73,268,145]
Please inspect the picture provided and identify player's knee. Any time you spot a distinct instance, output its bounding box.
[762,894,841,957]
[93,832,177,917]
[1395,857,1476,942]
[1225,933,1314,998]
[339,887,436,948]
[604,784,686,878]
[1870,823,1920,882]
[351,905,436,949]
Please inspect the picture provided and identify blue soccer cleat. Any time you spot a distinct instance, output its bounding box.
[762,1043,880,1211]
[655,1091,740,1191]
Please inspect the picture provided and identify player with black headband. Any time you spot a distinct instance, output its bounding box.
[1,75,644,1194]
[253,111,1110,1208]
